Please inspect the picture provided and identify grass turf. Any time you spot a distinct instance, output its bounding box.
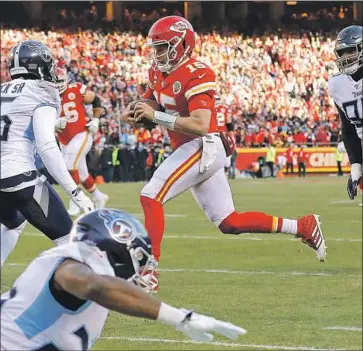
[2,176,362,350]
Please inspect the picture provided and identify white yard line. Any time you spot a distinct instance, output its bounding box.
[100,336,347,350]
[323,326,362,332]
[21,232,362,242]
[330,200,362,205]
[160,268,335,277]
[5,263,360,277]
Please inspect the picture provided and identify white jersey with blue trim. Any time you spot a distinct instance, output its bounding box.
[0,242,114,351]
[328,73,363,139]
[0,78,60,179]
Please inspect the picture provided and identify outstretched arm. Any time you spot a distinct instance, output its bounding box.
[54,258,247,342]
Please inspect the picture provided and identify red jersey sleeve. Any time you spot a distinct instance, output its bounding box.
[188,92,214,112]
[184,63,216,113]
[78,82,87,95]
[184,65,216,102]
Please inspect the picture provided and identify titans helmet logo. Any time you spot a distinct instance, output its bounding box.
[98,209,136,243]
[25,41,53,63]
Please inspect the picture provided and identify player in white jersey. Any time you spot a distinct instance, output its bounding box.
[0,209,246,350]
[328,25,363,204]
[0,40,94,268]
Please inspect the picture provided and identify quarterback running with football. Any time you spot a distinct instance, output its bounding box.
[328,25,363,206]
[55,68,109,216]
[123,16,327,292]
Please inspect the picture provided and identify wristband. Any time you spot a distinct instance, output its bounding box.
[157,302,186,326]
[153,111,178,130]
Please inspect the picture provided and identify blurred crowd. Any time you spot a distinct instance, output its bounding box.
[1,25,342,148]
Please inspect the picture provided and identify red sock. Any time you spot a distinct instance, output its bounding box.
[359,179,363,192]
[140,195,165,261]
[70,170,81,185]
[219,211,283,234]
[82,175,96,192]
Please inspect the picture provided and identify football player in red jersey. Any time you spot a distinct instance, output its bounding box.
[55,68,108,216]
[123,16,327,292]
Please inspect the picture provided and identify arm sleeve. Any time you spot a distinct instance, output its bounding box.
[335,103,362,165]
[33,106,77,194]
[184,68,216,101]
[188,92,214,112]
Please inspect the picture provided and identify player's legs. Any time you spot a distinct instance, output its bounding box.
[62,132,108,214]
[78,152,109,209]
[192,169,327,261]
[9,181,73,245]
[140,137,226,262]
[0,198,27,267]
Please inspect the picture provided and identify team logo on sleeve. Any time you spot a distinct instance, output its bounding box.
[99,209,136,243]
[173,81,182,94]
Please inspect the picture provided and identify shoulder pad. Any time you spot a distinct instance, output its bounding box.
[41,242,115,276]
[32,80,60,107]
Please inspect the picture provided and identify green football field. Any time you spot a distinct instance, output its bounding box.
[1,176,362,350]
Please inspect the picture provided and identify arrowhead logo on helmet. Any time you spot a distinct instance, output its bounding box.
[170,21,188,33]
[147,16,196,73]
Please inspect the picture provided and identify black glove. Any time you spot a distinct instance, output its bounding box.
[347,174,361,200]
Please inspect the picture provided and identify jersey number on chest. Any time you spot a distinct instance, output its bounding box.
[61,101,79,123]
[153,92,179,116]
[342,98,363,127]
[0,96,16,142]
[0,115,12,141]
[36,327,89,351]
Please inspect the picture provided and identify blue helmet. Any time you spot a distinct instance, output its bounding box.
[70,208,157,293]
[8,40,57,82]
[335,25,363,75]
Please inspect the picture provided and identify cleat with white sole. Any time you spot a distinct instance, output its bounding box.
[296,214,327,262]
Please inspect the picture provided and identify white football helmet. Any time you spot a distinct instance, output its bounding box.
[56,67,69,94]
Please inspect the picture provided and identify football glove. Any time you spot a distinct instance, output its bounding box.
[55,117,67,131]
[71,188,94,213]
[347,163,362,200]
[86,118,100,134]
[176,309,247,342]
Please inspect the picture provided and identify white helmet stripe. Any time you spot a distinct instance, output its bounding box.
[14,42,23,68]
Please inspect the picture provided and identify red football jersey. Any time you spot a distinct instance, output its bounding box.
[216,105,229,132]
[144,58,217,149]
[57,82,88,145]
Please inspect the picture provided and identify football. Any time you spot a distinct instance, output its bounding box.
[129,99,161,129]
